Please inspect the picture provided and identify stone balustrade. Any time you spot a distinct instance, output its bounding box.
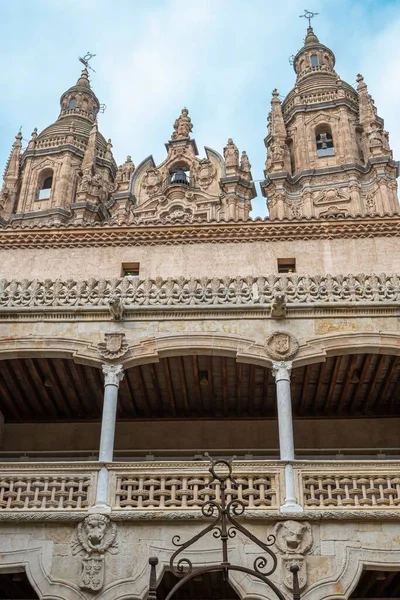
[0,465,96,511]
[0,273,398,310]
[2,461,400,518]
[110,462,280,511]
[297,462,400,510]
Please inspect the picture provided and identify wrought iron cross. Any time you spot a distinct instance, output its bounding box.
[299,9,319,27]
[79,52,97,73]
[147,454,301,600]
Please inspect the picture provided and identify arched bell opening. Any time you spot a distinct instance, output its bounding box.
[157,570,240,600]
[0,569,39,599]
[350,568,400,598]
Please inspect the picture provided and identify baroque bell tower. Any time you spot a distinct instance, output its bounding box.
[261,24,399,220]
[0,67,117,226]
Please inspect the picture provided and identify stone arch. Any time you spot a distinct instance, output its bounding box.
[293,331,400,368]
[0,546,85,600]
[302,545,400,600]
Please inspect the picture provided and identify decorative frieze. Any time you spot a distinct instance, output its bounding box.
[0,273,398,310]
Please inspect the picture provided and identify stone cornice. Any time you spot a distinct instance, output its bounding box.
[0,216,399,247]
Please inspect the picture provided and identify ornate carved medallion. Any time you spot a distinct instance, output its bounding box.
[71,514,118,592]
[98,332,128,359]
[265,331,299,361]
[274,520,312,591]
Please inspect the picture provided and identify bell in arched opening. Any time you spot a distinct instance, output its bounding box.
[170,169,190,186]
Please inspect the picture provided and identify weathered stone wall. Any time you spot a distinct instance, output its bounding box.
[1,518,400,600]
[0,236,399,279]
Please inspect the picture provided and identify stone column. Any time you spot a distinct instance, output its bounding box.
[93,364,124,511]
[272,361,303,513]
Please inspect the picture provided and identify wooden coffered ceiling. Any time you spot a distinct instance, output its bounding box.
[0,353,399,422]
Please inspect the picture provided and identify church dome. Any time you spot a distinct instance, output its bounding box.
[34,68,109,157]
[282,27,357,118]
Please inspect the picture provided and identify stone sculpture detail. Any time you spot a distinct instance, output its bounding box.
[98,332,128,359]
[274,520,312,591]
[265,331,299,361]
[223,138,239,168]
[270,293,287,318]
[72,514,118,592]
[108,295,124,320]
[172,108,193,140]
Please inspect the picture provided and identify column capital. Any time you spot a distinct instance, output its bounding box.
[102,364,124,387]
[272,361,292,382]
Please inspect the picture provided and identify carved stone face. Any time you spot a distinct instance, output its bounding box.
[275,520,313,556]
[285,522,305,550]
[85,516,107,546]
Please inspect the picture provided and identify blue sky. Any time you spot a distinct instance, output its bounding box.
[1,0,399,216]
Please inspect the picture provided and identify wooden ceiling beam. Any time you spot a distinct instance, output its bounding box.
[348,354,373,414]
[221,357,229,416]
[191,355,204,414]
[149,363,164,414]
[236,362,242,417]
[248,364,255,417]
[177,357,190,414]
[324,355,342,415]
[1,360,35,419]
[163,358,176,416]
[207,356,216,417]
[363,355,383,415]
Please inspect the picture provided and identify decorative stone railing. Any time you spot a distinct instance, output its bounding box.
[1,462,400,517]
[109,462,280,511]
[0,273,399,310]
[297,462,400,510]
[0,465,97,511]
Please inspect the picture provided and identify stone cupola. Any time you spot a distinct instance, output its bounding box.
[0,68,117,226]
[261,25,399,221]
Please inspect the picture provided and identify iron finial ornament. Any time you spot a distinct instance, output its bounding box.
[299,9,319,27]
[79,51,97,73]
[147,455,301,600]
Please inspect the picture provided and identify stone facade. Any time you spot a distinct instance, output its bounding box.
[0,23,399,600]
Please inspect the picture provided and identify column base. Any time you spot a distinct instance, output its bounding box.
[89,502,112,514]
[280,500,303,514]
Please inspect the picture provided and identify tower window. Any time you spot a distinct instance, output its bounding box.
[68,98,76,109]
[310,54,319,67]
[37,171,53,200]
[277,258,296,273]
[122,262,140,277]
[316,127,335,157]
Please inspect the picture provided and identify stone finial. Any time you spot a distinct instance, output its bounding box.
[272,88,280,100]
[30,127,38,140]
[76,67,91,89]
[172,107,193,140]
[240,150,251,172]
[224,138,239,168]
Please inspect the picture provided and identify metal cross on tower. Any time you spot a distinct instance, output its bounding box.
[78,52,97,73]
[299,9,319,27]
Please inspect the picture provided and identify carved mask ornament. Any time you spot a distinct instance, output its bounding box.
[274,520,313,591]
[72,514,118,592]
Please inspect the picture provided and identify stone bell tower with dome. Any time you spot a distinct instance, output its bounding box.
[261,24,399,220]
[0,68,117,226]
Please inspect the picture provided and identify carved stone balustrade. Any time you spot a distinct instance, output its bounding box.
[2,462,400,520]
[109,461,280,512]
[0,273,399,312]
[0,464,97,512]
[296,461,400,514]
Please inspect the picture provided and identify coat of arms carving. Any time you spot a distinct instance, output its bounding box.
[98,332,128,360]
[265,331,299,361]
[71,514,118,592]
[274,520,312,591]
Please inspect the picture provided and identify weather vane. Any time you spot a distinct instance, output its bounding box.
[300,9,319,27]
[78,52,96,73]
